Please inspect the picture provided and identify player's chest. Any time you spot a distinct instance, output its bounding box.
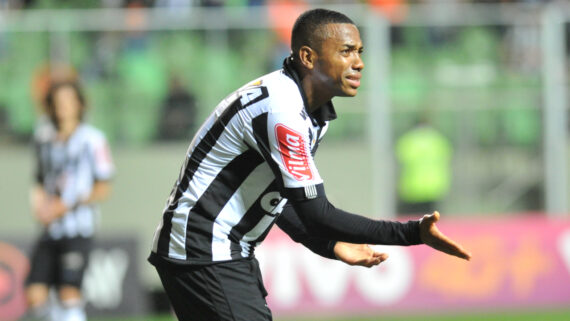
[41,141,88,172]
[306,121,327,156]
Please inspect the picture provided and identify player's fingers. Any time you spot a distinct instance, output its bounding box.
[449,243,471,260]
[433,237,472,260]
[439,233,472,260]
[433,211,440,221]
[421,211,440,227]
[376,252,389,261]
[426,211,440,222]
[446,246,471,260]
[365,257,381,267]
[369,253,389,267]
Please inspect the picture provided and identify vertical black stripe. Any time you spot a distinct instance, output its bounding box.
[184,149,264,260]
[252,113,285,192]
[227,181,280,259]
[34,140,44,184]
[157,86,269,256]
[312,126,323,156]
[229,237,244,259]
[241,216,281,260]
[249,113,289,254]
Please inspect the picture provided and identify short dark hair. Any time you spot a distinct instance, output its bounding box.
[44,81,86,128]
[291,8,355,57]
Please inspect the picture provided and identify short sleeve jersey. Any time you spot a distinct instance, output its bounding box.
[151,60,336,265]
[34,122,114,240]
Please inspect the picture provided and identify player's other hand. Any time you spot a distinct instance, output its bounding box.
[334,242,389,268]
[36,197,68,226]
[420,211,472,261]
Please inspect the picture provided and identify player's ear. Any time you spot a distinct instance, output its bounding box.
[298,46,317,70]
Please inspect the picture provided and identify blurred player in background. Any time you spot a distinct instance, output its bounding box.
[149,8,471,321]
[25,81,114,321]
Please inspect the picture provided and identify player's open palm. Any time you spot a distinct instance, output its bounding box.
[420,211,472,261]
[334,242,389,267]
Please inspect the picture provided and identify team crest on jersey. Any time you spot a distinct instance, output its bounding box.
[275,124,313,181]
[248,80,263,87]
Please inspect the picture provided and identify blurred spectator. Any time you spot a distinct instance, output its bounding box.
[267,0,308,47]
[267,37,291,71]
[265,0,307,71]
[502,20,541,73]
[422,0,463,47]
[156,76,197,140]
[247,0,264,5]
[0,0,25,10]
[124,0,150,53]
[101,0,124,8]
[201,0,224,6]
[368,0,408,24]
[155,0,194,10]
[396,113,453,216]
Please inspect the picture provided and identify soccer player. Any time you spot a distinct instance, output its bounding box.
[149,8,471,321]
[25,81,114,321]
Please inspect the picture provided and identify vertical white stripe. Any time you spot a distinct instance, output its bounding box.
[239,240,251,258]
[49,221,63,240]
[168,202,192,260]
[211,164,274,261]
[158,71,297,261]
[164,130,241,258]
[165,109,268,260]
[62,213,77,238]
[76,208,94,238]
[151,215,164,252]
[240,215,276,258]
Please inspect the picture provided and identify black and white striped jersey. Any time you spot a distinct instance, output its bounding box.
[150,61,337,265]
[34,122,114,240]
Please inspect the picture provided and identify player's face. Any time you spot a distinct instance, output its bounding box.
[53,86,82,124]
[313,23,364,98]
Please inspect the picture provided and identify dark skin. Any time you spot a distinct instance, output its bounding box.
[295,23,472,266]
[296,23,364,111]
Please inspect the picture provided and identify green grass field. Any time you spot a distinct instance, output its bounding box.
[92,308,570,321]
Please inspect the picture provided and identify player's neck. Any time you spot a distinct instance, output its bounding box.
[57,120,80,141]
[301,77,332,113]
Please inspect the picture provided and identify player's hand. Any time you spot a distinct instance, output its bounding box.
[36,197,68,226]
[30,187,47,219]
[334,242,389,267]
[420,211,472,261]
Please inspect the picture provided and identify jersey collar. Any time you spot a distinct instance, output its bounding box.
[282,56,337,127]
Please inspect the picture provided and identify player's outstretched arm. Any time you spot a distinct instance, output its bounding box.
[419,211,472,261]
[333,242,388,268]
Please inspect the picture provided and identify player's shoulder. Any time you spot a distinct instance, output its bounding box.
[259,70,304,114]
[33,117,56,143]
[75,123,108,144]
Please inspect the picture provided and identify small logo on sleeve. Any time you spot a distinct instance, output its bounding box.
[275,124,313,181]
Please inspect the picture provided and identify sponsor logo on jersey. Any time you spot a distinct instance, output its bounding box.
[275,124,313,181]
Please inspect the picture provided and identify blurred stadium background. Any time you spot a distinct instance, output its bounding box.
[1,0,570,320]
